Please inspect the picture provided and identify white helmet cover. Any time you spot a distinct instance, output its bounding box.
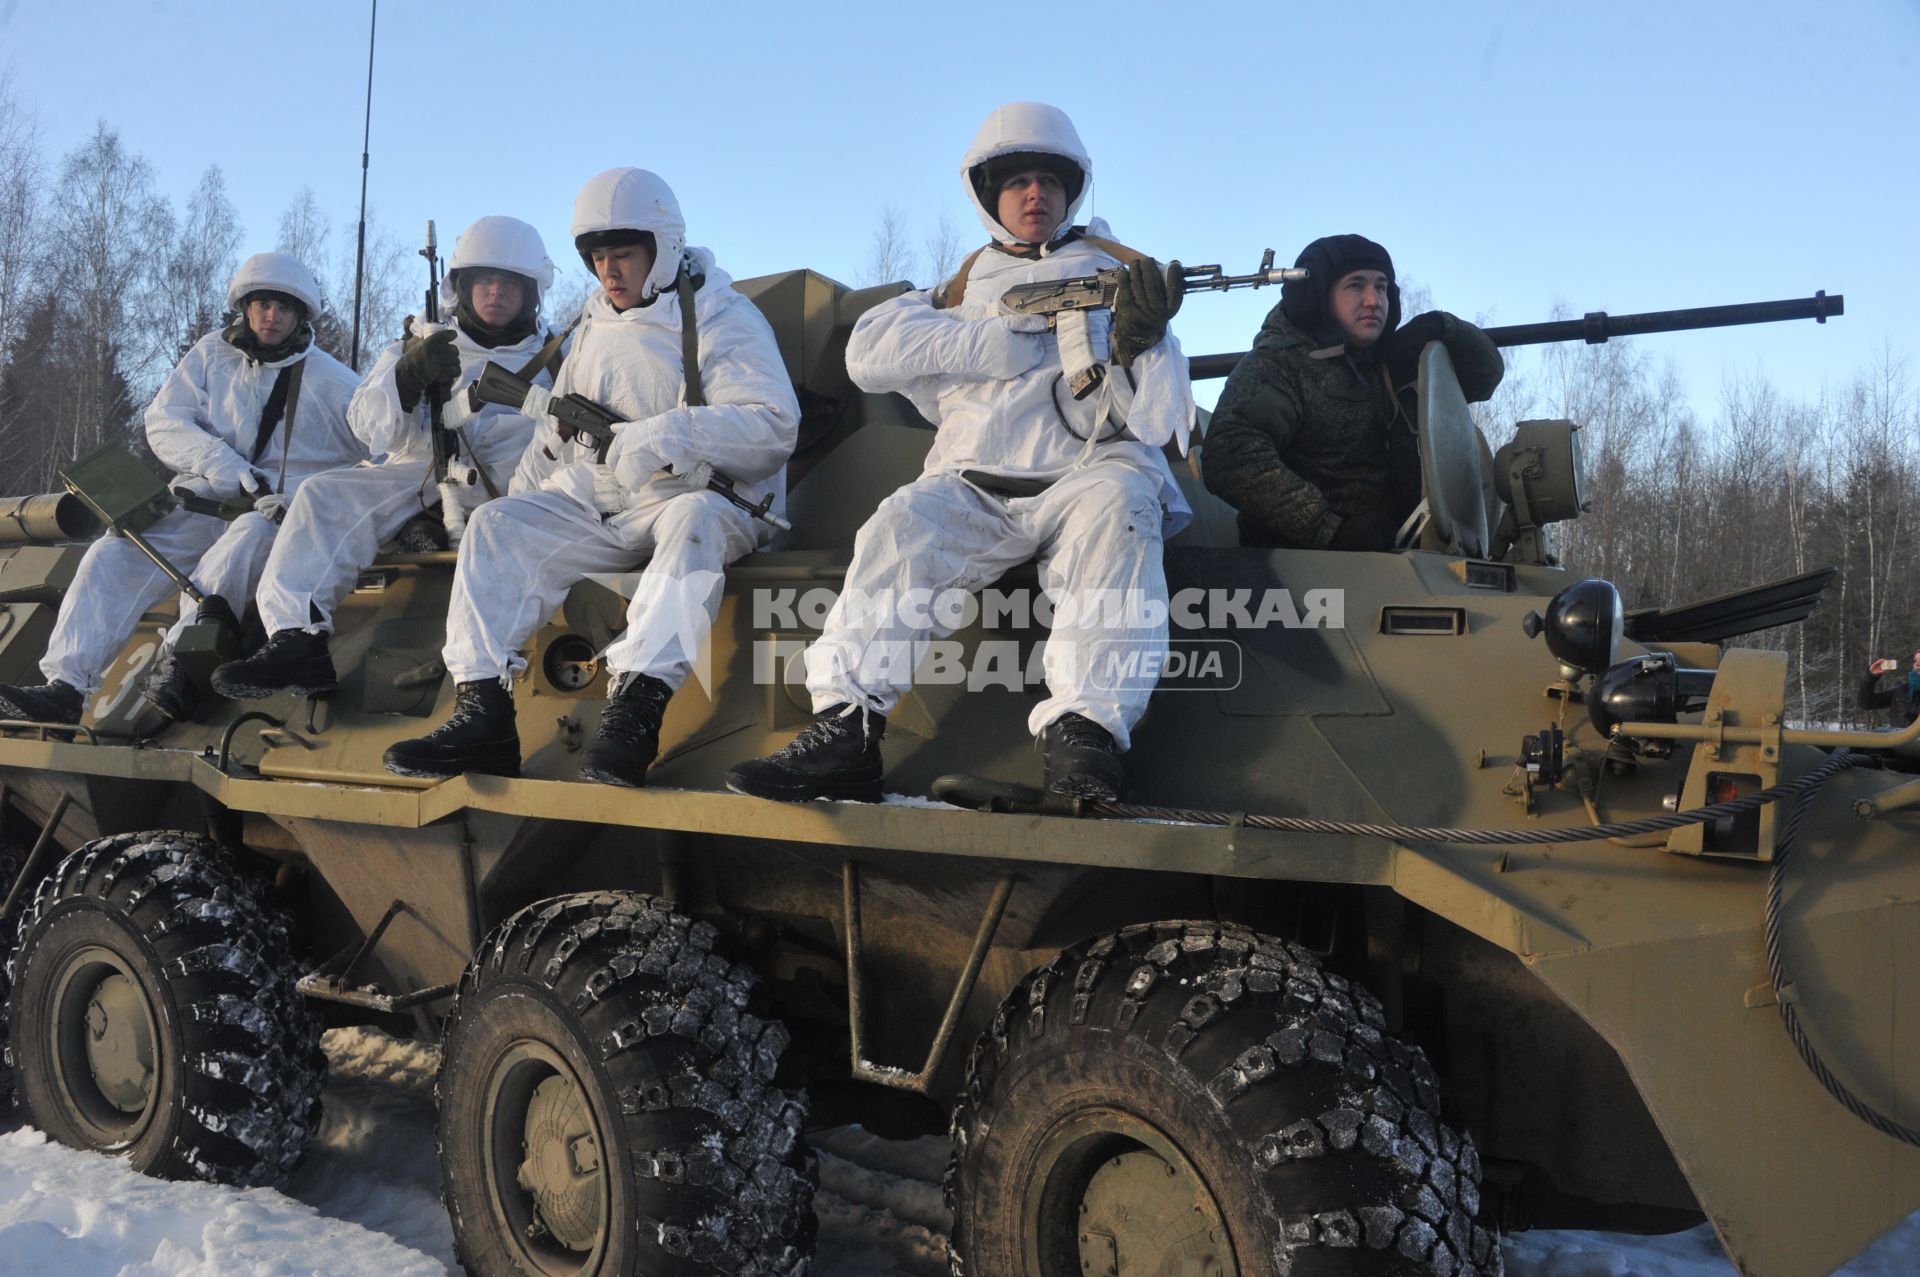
[570,167,687,302]
[443,215,556,313]
[960,102,1093,246]
[226,251,323,316]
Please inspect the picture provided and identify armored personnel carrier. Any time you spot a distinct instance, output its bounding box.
[0,275,1908,1277]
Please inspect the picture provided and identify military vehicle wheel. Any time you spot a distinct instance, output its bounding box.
[6,830,326,1186]
[948,921,1502,1277]
[437,891,814,1277]
[0,832,33,1107]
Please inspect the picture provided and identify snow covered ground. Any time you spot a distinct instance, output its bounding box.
[0,1027,1916,1276]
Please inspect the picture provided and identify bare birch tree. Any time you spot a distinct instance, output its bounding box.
[140,164,241,375]
[923,212,965,290]
[43,122,166,460]
[0,73,42,403]
[860,205,918,288]
[275,187,411,365]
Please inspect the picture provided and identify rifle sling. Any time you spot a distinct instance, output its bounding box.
[246,357,304,475]
[677,265,705,408]
[933,247,988,311]
[461,320,578,500]
[514,319,575,384]
[570,265,705,469]
[1077,233,1147,268]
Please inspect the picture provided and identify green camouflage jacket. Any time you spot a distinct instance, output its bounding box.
[1200,309,1503,549]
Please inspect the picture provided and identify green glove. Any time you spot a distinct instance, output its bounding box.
[1111,257,1183,368]
[394,328,461,412]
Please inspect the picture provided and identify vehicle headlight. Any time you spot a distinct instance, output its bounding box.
[1542,578,1623,675]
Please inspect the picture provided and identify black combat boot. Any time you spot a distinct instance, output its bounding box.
[0,679,83,726]
[1042,712,1124,800]
[383,679,520,779]
[578,673,673,788]
[392,512,449,553]
[140,645,198,723]
[725,704,886,803]
[211,629,338,699]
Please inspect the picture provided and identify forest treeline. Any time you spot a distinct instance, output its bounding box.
[0,88,433,489]
[2,88,1914,728]
[1472,331,1918,727]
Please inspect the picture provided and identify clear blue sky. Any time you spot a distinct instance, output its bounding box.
[2,0,1914,417]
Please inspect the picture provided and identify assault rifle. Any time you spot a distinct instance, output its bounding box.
[1000,251,1306,398]
[417,220,452,481]
[1185,291,1846,381]
[466,361,792,533]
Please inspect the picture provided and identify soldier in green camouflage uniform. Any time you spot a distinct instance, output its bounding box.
[1201,234,1504,550]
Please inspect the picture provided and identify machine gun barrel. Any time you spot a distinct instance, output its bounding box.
[1482,291,1842,348]
[1186,291,1845,381]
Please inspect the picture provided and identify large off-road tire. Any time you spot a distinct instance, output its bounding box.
[5,830,326,1186]
[947,921,1502,1277]
[437,891,815,1277]
[0,833,33,1108]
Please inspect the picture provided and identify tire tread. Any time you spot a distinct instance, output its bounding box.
[947,920,1501,1277]
[4,830,324,1187]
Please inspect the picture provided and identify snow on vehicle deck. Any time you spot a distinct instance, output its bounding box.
[0,1027,1915,1275]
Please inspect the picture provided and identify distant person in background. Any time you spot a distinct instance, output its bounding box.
[1859,650,1920,727]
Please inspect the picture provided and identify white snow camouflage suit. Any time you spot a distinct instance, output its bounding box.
[440,169,799,692]
[802,101,1195,750]
[253,216,559,638]
[40,257,363,694]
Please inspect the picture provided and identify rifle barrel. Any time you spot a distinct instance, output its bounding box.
[1185,292,1843,381]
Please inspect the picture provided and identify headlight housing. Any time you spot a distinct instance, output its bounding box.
[1588,652,1715,737]
[1542,578,1624,675]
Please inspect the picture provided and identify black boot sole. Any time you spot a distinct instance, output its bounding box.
[140,691,197,723]
[1045,773,1121,802]
[578,761,648,788]
[382,750,521,780]
[0,693,80,726]
[577,738,657,788]
[724,769,884,804]
[211,668,339,700]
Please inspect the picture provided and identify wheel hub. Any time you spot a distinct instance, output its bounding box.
[1026,1107,1239,1277]
[83,973,156,1113]
[514,1069,604,1254]
[1078,1148,1235,1276]
[48,945,164,1146]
